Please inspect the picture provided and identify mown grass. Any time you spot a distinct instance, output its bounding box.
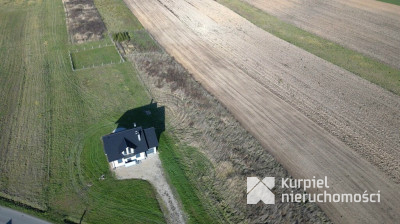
[90,0,218,222]
[69,37,113,52]
[48,60,162,223]
[70,46,122,69]
[94,0,143,32]
[79,122,165,223]
[0,3,50,210]
[378,0,400,6]
[0,0,219,223]
[0,0,164,223]
[217,0,400,95]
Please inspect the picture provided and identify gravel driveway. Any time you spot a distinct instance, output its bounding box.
[114,154,186,224]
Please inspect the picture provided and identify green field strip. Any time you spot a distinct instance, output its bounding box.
[378,0,400,6]
[158,134,216,224]
[70,46,122,69]
[217,0,400,95]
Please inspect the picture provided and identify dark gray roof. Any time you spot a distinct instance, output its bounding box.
[102,127,148,162]
[144,127,159,148]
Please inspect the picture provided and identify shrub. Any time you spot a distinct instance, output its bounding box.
[112,32,130,42]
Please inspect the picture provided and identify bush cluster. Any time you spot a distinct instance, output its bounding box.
[112,32,130,42]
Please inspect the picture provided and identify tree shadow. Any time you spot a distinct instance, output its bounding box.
[115,101,165,139]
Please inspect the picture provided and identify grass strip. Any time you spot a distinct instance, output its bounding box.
[71,46,122,69]
[158,134,215,224]
[378,0,400,6]
[217,0,400,95]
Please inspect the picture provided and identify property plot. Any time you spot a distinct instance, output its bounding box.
[241,0,400,70]
[0,5,50,210]
[70,46,122,70]
[124,0,400,223]
[1,0,166,222]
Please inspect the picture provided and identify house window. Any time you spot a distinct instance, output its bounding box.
[118,159,123,163]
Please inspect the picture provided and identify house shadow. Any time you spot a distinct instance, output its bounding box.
[115,101,165,140]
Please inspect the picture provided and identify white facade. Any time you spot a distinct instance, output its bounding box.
[110,148,157,168]
[147,147,157,155]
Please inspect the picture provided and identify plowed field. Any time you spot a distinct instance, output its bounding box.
[123,0,400,223]
[243,0,400,69]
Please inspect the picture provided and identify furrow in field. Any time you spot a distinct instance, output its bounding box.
[242,0,400,70]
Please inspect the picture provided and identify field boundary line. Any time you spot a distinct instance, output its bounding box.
[61,0,73,44]
[71,43,115,53]
[68,51,75,71]
[68,41,125,71]
[109,33,126,62]
[71,60,124,72]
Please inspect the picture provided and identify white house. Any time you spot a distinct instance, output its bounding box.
[102,126,158,168]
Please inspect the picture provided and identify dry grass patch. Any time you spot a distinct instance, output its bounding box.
[63,0,107,43]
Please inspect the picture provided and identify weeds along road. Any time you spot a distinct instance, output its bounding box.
[242,0,400,70]
[123,0,400,223]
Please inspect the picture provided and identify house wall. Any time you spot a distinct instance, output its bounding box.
[147,147,157,155]
[112,160,126,168]
[110,149,157,168]
[135,152,146,161]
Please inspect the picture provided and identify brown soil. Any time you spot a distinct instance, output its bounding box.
[127,51,330,223]
[123,0,400,223]
[62,0,107,43]
[242,0,400,69]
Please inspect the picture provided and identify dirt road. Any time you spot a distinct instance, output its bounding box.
[123,0,400,222]
[243,0,400,69]
[115,154,186,224]
[0,206,51,224]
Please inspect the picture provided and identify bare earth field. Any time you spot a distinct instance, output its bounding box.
[128,51,330,222]
[62,0,106,43]
[243,0,400,70]
[124,0,400,223]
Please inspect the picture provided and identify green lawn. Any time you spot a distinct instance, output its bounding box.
[0,0,164,223]
[71,46,122,69]
[158,135,215,224]
[0,0,219,223]
[378,0,400,6]
[78,122,165,223]
[217,0,400,95]
[94,0,144,32]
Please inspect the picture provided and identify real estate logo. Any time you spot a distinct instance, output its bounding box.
[247,177,275,204]
[247,176,381,204]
